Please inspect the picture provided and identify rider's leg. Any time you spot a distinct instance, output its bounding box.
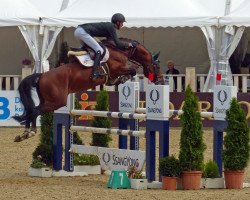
[92,50,103,80]
[74,27,104,80]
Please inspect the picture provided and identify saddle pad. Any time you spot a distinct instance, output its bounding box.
[76,48,110,67]
[76,54,94,67]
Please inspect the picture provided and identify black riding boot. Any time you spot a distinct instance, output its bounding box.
[92,51,102,80]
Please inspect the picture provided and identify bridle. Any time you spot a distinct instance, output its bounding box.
[104,39,161,83]
[127,44,159,81]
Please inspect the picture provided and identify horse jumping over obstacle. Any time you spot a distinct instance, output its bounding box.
[13,38,163,142]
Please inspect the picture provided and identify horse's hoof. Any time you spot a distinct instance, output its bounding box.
[28,131,36,138]
[14,135,22,142]
[22,132,29,139]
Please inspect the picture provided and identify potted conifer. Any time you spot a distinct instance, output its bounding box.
[223,98,250,189]
[178,85,206,190]
[159,155,181,190]
[202,160,224,189]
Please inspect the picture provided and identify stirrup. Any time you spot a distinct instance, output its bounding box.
[92,72,101,80]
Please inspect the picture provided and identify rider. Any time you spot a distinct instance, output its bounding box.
[74,13,135,80]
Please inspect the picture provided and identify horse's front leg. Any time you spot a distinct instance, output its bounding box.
[30,117,37,137]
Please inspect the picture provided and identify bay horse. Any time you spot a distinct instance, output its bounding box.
[13,38,163,142]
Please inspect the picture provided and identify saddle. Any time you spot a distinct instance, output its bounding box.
[67,40,133,85]
[68,47,109,67]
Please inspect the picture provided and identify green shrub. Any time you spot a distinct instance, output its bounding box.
[32,112,53,166]
[73,154,100,166]
[91,90,112,147]
[32,143,53,166]
[223,98,250,171]
[203,160,219,178]
[179,85,206,171]
[30,159,46,169]
[159,155,181,177]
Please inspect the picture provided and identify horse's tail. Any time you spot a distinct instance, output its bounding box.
[12,73,42,123]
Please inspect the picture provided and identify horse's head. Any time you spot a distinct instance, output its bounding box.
[125,39,164,84]
[103,38,164,84]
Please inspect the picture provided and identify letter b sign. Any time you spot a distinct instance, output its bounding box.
[0,97,10,120]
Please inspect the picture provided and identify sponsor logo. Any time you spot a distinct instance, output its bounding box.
[120,102,132,108]
[102,153,111,165]
[149,89,160,105]
[217,90,227,106]
[122,86,131,100]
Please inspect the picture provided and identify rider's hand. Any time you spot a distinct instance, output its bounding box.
[128,43,133,47]
[129,41,137,48]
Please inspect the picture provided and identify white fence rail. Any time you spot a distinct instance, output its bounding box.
[1,73,250,93]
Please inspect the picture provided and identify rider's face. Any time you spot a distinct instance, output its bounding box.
[116,22,124,30]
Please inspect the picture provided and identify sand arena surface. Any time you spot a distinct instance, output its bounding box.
[0,127,250,200]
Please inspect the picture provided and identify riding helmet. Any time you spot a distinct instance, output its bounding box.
[111,13,126,24]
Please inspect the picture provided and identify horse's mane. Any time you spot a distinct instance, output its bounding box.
[102,38,139,50]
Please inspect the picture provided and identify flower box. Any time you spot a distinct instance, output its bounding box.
[28,167,52,177]
[74,165,101,175]
[202,178,225,189]
[130,179,148,190]
[22,58,32,65]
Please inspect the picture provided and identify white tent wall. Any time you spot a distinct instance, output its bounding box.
[202,25,245,92]
[0,0,41,75]
[140,27,209,74]
[0,27,32,75]
[20,0,70,73]
[200,0,247,91]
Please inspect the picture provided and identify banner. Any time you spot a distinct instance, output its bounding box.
[0,90,40,126]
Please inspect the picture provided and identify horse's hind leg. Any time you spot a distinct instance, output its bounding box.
[14,107,40,142]
[25,107,41,139]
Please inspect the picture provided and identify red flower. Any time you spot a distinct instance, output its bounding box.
[22,58,32,65]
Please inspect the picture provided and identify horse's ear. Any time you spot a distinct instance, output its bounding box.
[152,52,160,63]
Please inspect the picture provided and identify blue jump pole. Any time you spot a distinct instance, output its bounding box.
[213,120,227,177]
[53,112,71,171]
[118,118,139,150]
[146,119,169,182]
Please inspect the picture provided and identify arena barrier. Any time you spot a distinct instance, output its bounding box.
[53,82,237,180]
